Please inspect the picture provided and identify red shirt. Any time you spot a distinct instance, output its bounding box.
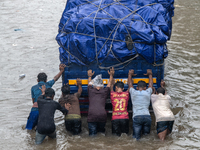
[110,91,129,120]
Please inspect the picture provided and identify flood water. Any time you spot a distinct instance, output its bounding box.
[0,0,200,149]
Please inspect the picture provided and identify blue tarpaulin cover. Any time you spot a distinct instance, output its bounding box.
[56,0,174,67]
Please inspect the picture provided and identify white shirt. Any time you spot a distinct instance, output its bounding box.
[151,93,175,122]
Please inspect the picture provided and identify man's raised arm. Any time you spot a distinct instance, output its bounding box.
[110,79,115,91]
[128,69,137,91]
[144,69,153,89]
[54,64,66,82]
[76,78,82,95]
[107,67,115,88]
[87,69,95,86]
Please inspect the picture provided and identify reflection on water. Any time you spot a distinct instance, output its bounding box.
[0,0,200,149]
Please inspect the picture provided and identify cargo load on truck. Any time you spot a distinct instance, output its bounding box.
[56,0,175,113]
[56,0,174,68]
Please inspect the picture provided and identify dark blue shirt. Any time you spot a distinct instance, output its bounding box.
[37,95,68,134]
[31,79,55,103]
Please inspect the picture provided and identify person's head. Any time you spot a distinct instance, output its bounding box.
[156,87,165,95]
[92,74,104,90]
[37,72,47,82]
[136,80,147,91]
[61,84,70,97]
[114,81,124,92]
[45,88,55,99]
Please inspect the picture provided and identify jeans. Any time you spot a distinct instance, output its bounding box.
[65,119,82,135]
[132,115,151,140]
[25,109,39,130]
[88,122,106,136]
[112,119,129,136]
[35,130,56,145]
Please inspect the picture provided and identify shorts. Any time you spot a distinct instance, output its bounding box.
[112,119,129,136]
[132,115,151,140]
[88,122,106,136]
[65,119,82,135]
[25,109,39,130]
[157,121,174,134]
[35,130,56,145]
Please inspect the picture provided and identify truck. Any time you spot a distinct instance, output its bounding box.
[56,0,174,113]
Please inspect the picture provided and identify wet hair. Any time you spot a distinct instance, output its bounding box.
[37,72,47,82]
[157,87,165,95]
[45,88,55,97]
[114,81,124,89]
[137,81,147,88]
[61,84,70,95]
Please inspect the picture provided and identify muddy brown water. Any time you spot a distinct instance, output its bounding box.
[0,0,200,149]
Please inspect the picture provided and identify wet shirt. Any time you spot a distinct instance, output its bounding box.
[110,91,129,120]
[58,93,81,119]
[129,87,152,118]
[31,79,55,103]
[37,95,68,135]
[87,86,110,122]
[151,94,175,122]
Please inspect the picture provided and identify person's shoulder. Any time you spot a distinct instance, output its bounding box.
[125,91,130,96]
[151,94,158,99]
[121,91,129,96]
[53,100,60,106]
[58,97,67,107]
[46,79,55,86]
[50,99,58,103]
[111,91,116,94]
[74,92,80,99]
[122,91,129,99]
[62,95,71,100]
[74,92,79,96]
[105,87,110,93]
[110,91,116,96]
[146,87,152,93]
[31,83,39,89]
[88,85,93,89]
[165,94,171,99]
[110,91,116,101]
[37,95,45,102]
[129,87,135,93]
[124,91,129,94]
[104,86,110,90]
[151,93,157,97]
[147,87,152,91]
[58,97,64,102]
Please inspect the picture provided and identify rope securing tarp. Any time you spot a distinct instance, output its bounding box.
[56,0,174,68]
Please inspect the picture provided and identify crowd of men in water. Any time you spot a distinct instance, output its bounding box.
[25,64,175,144]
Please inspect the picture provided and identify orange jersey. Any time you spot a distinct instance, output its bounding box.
[110,91,129,120]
